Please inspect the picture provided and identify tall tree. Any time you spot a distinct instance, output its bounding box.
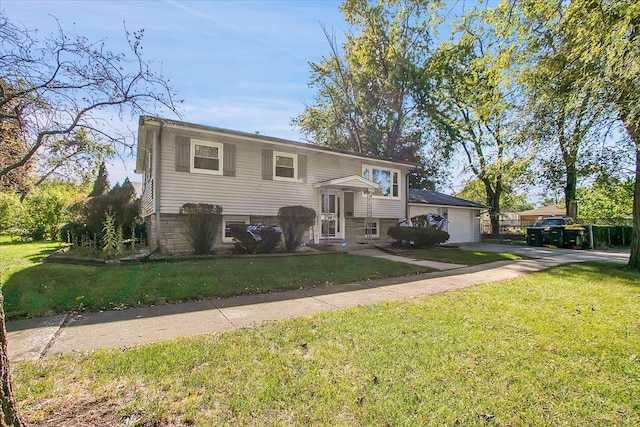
[292,0,445,186]
[413,9,531,234]
[0,79,33,194]
[0,13,180,424]
[0,13,179,184]
[505,0,640,269]
[498,1,617,218]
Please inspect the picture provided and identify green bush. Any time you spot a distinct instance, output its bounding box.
[80,180,139,242]
[20,187,68,240]
[387,226,450,248]
[179,203,223,255]
[59,222,90,243]
[228,224,281,254]
[0,191,22,234]
[277,205,316,253]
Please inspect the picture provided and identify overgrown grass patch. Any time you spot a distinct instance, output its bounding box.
[13,262,640,425]
[401,248,523,264]
[2,245,428,319]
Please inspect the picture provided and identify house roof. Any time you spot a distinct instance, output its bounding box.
[518,205,565,217]
[312,175,381,191]
[408,188,487,209]
[136,116,419,173]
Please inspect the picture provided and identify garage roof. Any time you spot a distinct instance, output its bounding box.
[409,189,487,209]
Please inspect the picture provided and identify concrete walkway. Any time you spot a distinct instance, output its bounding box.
[6,245,630,363]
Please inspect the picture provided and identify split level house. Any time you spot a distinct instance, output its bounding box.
[135,117,486,252]
[135,116,420,253]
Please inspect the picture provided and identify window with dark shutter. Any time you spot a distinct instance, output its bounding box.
[175,136,190,172]
[262,149,273,180]
[223,143,236,177]
[298,154,307,183]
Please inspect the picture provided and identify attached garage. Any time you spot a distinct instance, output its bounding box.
[408,189,487,244]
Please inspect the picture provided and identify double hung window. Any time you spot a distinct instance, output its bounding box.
[191,140,223,175]
[274,151,297,180]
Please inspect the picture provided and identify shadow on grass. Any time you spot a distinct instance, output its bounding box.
[552,261,640,286]
[3,253,432,325]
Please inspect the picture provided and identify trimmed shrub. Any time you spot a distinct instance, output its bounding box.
[228,224,281,254]
[60,222,90,243]
[387,226,450,248]
[179,203,223,255]
[278,205,316,253]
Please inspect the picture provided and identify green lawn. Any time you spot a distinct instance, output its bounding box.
[399,248,524,265]
[0,237,62,283]
[12,262,640,426]
[1,241,429,319]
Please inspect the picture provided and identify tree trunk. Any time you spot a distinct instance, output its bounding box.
[627,139,640,270]
[1,293,26,427]
[483,181,501,235]
[565,166,577,218]
[622,109,640,270]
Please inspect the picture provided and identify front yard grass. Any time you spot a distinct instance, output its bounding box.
[12,261,640,426]
[1,241,429,319]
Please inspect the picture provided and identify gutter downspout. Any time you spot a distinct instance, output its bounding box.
[154,120,163,249]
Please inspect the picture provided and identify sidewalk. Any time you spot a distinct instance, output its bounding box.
[6,245,629,363]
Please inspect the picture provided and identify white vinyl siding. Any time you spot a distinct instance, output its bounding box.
[154,129,407,219]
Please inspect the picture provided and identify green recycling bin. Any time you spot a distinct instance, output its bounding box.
[526,227,544,247]
[549,226,564,247]
[564,226,585,249]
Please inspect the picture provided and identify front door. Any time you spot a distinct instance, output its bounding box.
[320,192,342,239]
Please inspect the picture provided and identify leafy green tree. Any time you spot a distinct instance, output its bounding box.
[501,0,640,269]
[0,192,21,235]
[495,1,621,220]
[18,181,86,241]
[0,12,179,188]
[292,0,445,184]
[89,162,111,197]
[455,178,533,213]
[0,80,33,195]
[80,174,139,242]
[576,176,634,221]
[413,9,532,234]
[0,13,180,422]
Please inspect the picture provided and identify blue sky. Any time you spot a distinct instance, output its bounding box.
[2,0,349,185]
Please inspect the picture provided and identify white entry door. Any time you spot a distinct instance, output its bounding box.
[320,192,342,239]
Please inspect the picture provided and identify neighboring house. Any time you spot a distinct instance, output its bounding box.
[518,205,566,226]
[408,189,486,244]
[135,116,417,252]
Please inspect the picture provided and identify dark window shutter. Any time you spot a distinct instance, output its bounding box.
[298,154,307,182]
[175,136,190,172]
[223,143,236,177]
[262,149,273,180]
[344,192,354,217]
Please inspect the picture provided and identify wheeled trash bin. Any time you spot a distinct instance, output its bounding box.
[526,227,544,247]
